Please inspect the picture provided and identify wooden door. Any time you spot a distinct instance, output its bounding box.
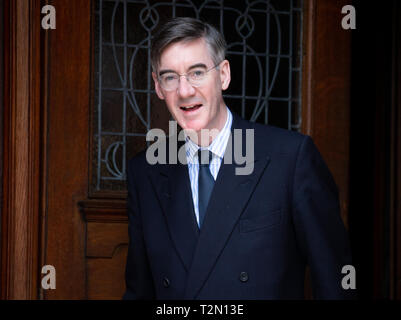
[1,0,352,299]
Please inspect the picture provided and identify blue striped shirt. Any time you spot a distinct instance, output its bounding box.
[185,107,233,227]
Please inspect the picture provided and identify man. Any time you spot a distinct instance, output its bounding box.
[123,17,355,299]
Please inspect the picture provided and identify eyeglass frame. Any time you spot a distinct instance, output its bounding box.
[156,61,223,91]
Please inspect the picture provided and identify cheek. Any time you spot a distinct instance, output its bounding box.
[206,87,220,109]
[164,95,177,112]
[202,86,217,104]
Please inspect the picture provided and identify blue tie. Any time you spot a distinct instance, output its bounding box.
[198,150,215,228]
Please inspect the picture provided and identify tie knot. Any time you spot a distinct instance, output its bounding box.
[198,150,212,166]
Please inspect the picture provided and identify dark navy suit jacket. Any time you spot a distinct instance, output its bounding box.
[123,112,355,299]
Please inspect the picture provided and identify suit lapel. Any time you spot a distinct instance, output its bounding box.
[184,113,271,298]
[149,159,199,272]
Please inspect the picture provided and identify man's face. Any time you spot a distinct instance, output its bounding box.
[152,38,231,134]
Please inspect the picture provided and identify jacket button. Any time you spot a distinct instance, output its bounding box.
[163,277,170,288]
[239,272,249,282]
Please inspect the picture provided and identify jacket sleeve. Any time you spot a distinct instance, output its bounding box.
[291,135,357,299]
[123,159,155,299]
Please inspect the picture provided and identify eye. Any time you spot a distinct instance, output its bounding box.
[162,74,178,82]
[190,69,205,79]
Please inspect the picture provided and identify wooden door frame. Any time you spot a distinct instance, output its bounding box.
[302,0,351,227]
[1,0,42,299]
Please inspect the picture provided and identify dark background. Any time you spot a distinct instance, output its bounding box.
[0,0,4,265]
[349,0,400,299]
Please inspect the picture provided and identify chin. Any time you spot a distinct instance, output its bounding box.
[181,119,207,133]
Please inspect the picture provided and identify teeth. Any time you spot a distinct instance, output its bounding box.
[182,104,199,110]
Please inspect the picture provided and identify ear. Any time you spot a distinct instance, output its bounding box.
[152,72,165,100]
[219,60,231,91]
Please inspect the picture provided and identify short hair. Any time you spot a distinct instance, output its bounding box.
[151,17,226,73]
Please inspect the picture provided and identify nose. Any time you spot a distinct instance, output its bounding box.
[177,75,196,98]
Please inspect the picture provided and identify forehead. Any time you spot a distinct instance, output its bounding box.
[158,38,214,70]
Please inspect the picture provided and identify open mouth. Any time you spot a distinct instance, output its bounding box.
[180,104,202,112]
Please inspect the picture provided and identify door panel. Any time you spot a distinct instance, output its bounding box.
[41,0,91,299]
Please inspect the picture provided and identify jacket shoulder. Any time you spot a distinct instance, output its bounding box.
[127,149,149,174]
[249,120,308,154]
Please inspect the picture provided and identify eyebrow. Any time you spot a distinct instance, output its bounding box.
[159,63,208,76]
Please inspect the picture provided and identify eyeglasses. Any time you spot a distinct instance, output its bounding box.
[157,62,222,91]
